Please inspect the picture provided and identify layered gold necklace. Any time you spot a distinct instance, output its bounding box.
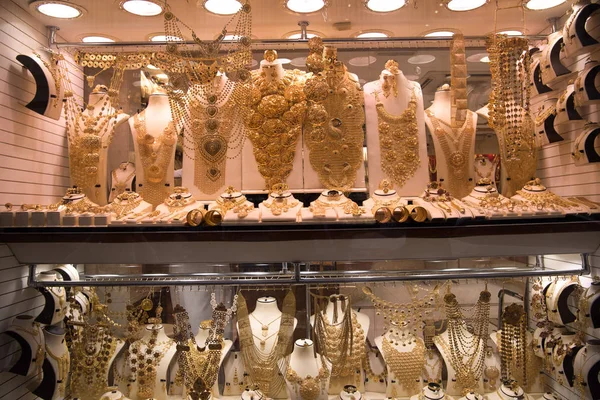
[376,84,420,188]
[237,291,296,397]
[128,328,172,399]
[304,47,365,190]
[498,304,528,389]
[426,109,475,199]
[246,51,307,189]
[134,111,176,207]
[382,335,425,393]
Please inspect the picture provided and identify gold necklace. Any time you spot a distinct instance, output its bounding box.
[164,188,196,213]
[376,86,420,188]
[110,192,143,219]
[48,188,96,214]
[304,52,365,190]
[10,323,44,375]
[128,329,172,399]
[134,111,176,207]
[382,336,425,392]
[426,110,475,199]
[111,167,135,200]
[247,53,307,189]
[286,360,330,400]
[516,186,578,210]
[499,304,528,388]
[237,291,296,397]
[45,342,70,397]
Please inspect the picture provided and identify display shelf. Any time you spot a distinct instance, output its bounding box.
[2,216,599,265]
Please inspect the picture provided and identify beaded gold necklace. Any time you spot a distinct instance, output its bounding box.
[382,336,425,393]
[375,86,420,188]
[134,111,176,207]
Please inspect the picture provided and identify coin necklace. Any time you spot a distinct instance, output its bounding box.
[134,111,176,207]
[375,85,420,188]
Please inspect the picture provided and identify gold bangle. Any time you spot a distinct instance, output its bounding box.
[186,209,205,227]
[373,207,392,223]
[407,205,428,223]
[392,206,410,223]
[204,208,224,226]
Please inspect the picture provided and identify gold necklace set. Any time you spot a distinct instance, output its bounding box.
[375,79,420,189]
[45,341,70,397]
[164,187,196,213]
[48,188,96,214]
[128,328,172,399]
[498,304,528,389]
[110,192,143,219]
[237,291,295,397]
[247,51,308,189]
[110,166,135,200]
[304,48,365,190]
[426,110,475,199]
[516,179,579,210]
[439,289,491,395]
[382,335,425,393]
[134,111,176,207]
[286,358,330,400]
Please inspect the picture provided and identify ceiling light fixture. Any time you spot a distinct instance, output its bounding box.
[284,0,327,14]
[284,30,324,39]
[467,52,489,62]
[445,0,488,12]
[348,56,377,67]
[355,31,390,38]
[424,30,455,37]
[30,1,86,19]
[524,0,565,10]
[81,35,115,43]
[120,0,163,16]
[407,54,436,65]
[202,0,242,15]
[480,55,490,63]
[364,0,406,12]
[498,30,523,36]
[148,33,183,42]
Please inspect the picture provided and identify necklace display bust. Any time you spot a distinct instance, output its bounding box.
[462,179,525,219]
[260,184,302,222]
[420,181,474,220]
[512,178,585,215]
[363,60,428,196]
[108,192,153,224]
[32,326,69,400]
[573,340,600,400]
[409,383,455,400]
[562,0,600,59]
[154,186,202,224]
[545,276,579,325]
[35,271,67,325]
[363,180,409,223]
[4,315,45,377]
[284,339,331,400]
[487,381,532,400]
[554,84,586,136]
[100,388,131,400]
[305,190,367,222]
[208,186,257,224]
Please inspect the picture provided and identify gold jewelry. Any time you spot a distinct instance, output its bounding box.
[111,167,135,200]
[134,111,176,207]
[45,341,70,397]
[110,192,143,219]
[499,304,528,388]
[286,359,330,400]
[376,86,420,188]
[164,187,196,212]
[516,179,579,210]
[48,188,96,214]
[304,47,365,190]
[383,336,425,393]
[451,33,468,129]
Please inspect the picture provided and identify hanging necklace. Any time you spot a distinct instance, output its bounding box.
[286,357,330,400]
[375,85,420,188]
[250,313,282,338]
[426,109,475,199]
[382,336,425,392]
[134,110,176,207]
[111,165,135,200]
[45,341,70,397]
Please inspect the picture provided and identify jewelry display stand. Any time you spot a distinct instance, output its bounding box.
[109,192,152,225]
[374,328,425,398]
[181,74,244,201]
[476,104,489,122]
[221,352,246,396]
[363,180,407,223]
[562,0,600,60]
[409,383,454,400]
[425,87,477,200]
[554,84,587,136]
[284,339,331,400]
[32,326,69,400]
[303,190,367,222]
[153,187,202,225]
[551,332,583,387]
[580,282,600,339]
[573,122,600,165]
[483,347,501,393]
[16,53,63,120]
[209,187,258,225]
[457,393,484,400]
[511,179,581,216]
[535,393,559,400]
[462,181,526,219]
[129,92,176,208]
[540,32,575,89]
[3,315,45,377]
[126,324,176,400]
[259,188,302,223]
[420,182,476,220]
[71,87,130,206]
[486,382,532,400]
[46,189,99,227]
[473,155,499,187]
[169,321,233,398]
[340,385,362,400]
[35,272,67,326]
[242,52,305,193]
[363,62,428,196]
[109,162,136,203]
[545,277,579,326]
[534,97,562,145]
[100,388,131,400]
[573,341,600,400]
[236,296,298,399]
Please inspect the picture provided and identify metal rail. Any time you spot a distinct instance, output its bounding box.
[27,254,591,288]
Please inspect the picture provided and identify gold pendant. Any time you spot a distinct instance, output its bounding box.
[262,325,268,337]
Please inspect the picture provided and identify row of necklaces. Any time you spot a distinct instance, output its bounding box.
[375,60,420,189]
[237,291,296,397]
[246,50,308,190]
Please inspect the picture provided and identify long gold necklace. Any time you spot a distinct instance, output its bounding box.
[237,291,296,397]
[110,166,135,200]
[45,341,70,397]
[134,111,176,207]
[304,48,365,190]
[247,52,307,189]
[376,86,420,188]
[382,336,425,393]
[286,358,330,400]
[426,109,475,199]
[499,304,528,388]
[128,329,172,399]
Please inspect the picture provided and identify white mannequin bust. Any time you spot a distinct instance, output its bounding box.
[544,276,579,325]
[35,272,67,326]
[374,326,425,398]
[554,84,586,136]
[33,326,69,400]
[283,339,331,400]
[409,383,455,400]
[4,315,45,377]
[562,0,600,59]
[153,186,202,224]
[486,381,533,400]
[363,60,428,196]
[129,91,176,208]
[127,324,176,400]
[306,189,366,221]
[259,185,302,222]
[573,341,600,400]
[208,186,257,223]
[363,180,407,222]
[425,85,477,199]
[100,388,131,400]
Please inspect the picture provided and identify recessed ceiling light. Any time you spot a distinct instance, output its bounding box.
[31,1,86,19]
[524,0,565,10]
[286,32,320,39]
[467,52,489,62]
[424,31,455,37]
[148,33,183,42]
[120,0,163,16]
[279,58,292,65]
[498,30,522,36]
[291,57,307,67]
[355,31,390,39]
[446,0,488,12]
[480,56,490,63]
[202,0,242,15]
[81,35,115,43]
[364,0,406,12]
[348,56,377,67]
[285,0,326,14]
[407,54,436,64]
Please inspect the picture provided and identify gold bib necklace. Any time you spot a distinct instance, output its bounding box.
[376,86,420,188]
[134,111,176,207]
[382,336,425,393]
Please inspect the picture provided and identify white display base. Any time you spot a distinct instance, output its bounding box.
[62,215,77,226]
[30,211,45,227]
[78,213,94,227]
[0,211,14,227]
[299,207,338,223]
[94,214,110,226]
[109,202,153,225]
[259,193,302,223]
[14,211,30,227]
[46,211,63,227]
